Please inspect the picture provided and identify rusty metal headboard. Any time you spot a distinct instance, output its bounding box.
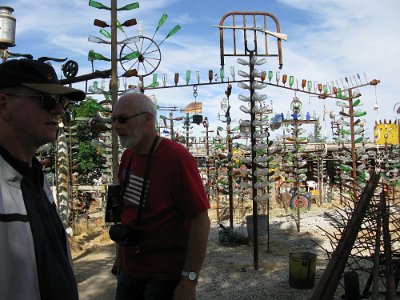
[216,11,285,69]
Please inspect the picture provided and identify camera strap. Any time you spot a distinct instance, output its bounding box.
[120,135,160,228]
[135,135,159,227]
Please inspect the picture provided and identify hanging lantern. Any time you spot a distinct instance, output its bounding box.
[290,96,302,114]
[192,114,203,125]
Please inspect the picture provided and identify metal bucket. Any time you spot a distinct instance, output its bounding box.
[289,252,317,289]
[245,214,268,244]
[0,6,16,49]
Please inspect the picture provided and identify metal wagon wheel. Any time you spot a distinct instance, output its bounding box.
[94,100,112,123]
[119,36,161,77]
[62,60,79,78]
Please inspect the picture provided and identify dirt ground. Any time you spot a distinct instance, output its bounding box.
[70,200,330,298]
[70,192,399,299]
[69,210,117,300]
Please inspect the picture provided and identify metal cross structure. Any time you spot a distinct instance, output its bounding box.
[216,11,286,70]
[216,11,287,270]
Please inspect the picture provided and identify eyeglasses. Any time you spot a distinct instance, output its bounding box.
[111,112,148,124]
[6,93,70,111]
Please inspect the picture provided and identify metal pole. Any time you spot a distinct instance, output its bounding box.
[266,127,270,252]
[110,0,119,184]
[225,86,234,229]
[247,47,259,270]
[348,89,358,197]
[294,119,301,232]
[205,119,210,202]
[381,188,396,300]
[169,112,174,141]
[68,124,75,225]
[185,113,190,148]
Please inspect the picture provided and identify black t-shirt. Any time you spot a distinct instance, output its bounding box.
[0,147,79,300]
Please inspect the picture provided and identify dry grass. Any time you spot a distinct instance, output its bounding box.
[69,216,113,258]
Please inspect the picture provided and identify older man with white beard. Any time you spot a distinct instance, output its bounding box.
[111,92,210,300]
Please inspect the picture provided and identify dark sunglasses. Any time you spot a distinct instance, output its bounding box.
[111,112,148,124]
[6,93,70,111]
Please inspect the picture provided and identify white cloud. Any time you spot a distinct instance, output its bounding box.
[5,0,400,141]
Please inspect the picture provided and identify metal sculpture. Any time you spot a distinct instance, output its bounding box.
[55,124,71,225]
[217,11,285,270]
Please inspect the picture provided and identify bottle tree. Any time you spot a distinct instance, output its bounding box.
[68,98,108,185]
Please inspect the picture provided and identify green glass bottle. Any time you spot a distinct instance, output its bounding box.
[355,136,364,143]
[339,164,352,172]
[120,51,140,61]
[88,50,110,62]
[89,0,110,10]
[307,80,312,92]
[146,81,159,88]
[156,13,168,31]
[185,70,191,85]
[339,128,351,135]
[152,73,158,86]
[354,110,367,117]
[116,20,125,33]
[219,68,224,81]
[268,71,273,82]
[353,99,361,107]
[99,29,111,39]
[118,2,139,11]
[289,75,294,88]
[165,25,181,39]
[88,102,112,113]
[323,85,328,94]
[337,88,343,99]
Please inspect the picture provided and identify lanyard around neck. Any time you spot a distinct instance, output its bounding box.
[121,135,160,226]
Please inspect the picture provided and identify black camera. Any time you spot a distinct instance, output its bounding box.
[109,224,141,250]
[105,184,122,223]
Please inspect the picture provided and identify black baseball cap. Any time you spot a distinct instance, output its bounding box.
[0,59,85,101]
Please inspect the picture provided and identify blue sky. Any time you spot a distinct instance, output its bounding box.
[5,0,400,141]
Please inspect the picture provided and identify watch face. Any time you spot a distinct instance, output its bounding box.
[188,272,197,280]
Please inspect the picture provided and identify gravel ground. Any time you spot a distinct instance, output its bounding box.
[197,209,341,300]
[74,205,396,299]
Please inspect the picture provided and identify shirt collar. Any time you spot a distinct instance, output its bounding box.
[0,144,42,175]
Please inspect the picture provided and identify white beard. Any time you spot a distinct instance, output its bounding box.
[119,127,144,149]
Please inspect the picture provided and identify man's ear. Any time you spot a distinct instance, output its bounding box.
[0,93,7,110]
[145,113,154,123]
[0,93,11,117]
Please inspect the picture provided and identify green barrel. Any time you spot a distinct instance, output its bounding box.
[289,252,317,289]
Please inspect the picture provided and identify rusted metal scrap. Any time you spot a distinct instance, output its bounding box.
[311,171,380,300]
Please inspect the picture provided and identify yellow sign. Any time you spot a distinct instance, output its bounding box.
[374,120,399,145]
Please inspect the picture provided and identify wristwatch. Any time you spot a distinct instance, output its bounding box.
[182,270,198,281]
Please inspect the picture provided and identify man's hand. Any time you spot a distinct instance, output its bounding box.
[173,278,196,300]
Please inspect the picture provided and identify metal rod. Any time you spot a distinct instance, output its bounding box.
[348,89,358,197]
[224,86,234,229]
[381,189,396,299]
[245,43,259,271]
[110,0,119,184]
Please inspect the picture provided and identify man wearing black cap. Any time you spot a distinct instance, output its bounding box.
[0,59,85,300]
